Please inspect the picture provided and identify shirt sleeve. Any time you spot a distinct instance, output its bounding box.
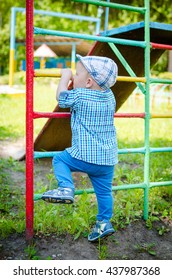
[58,89,79,109]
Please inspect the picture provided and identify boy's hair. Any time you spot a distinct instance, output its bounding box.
[76,54,118,90]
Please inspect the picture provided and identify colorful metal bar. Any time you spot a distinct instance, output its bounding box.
[72,0,146,14]
[151,113,172,118]
[33,111,145,119]
[151,42,172,50]
[117,76,146,83]
[115,113,145,118]
[34,146,172,159]
[34,27,146,48]
[150,181,172,188]
[9,7,17,87]
[26,0,34,240]
[150,78,172,84]
[150,147,172,153]
[108,42,146,94]
[34,70,146,83]
[34,147,146,159]
[34,182,146,201]
[33,112,71,119]
[143,0,151,221]
[34,70,62,78]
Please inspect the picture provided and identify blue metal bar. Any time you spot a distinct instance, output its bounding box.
[12,7,101,24]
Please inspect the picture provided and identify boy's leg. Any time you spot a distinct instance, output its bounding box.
[88,166,115,242]
[42,151,76,203]
[89,166,115,221]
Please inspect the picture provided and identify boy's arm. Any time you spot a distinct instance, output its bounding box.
[56,69,73,101]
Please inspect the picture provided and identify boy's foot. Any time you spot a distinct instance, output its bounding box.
[88,220,115,242]
[42,187,74,204]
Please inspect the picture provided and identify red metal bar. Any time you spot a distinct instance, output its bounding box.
[26,0,34,240]
[151,42,172,50]
[33,112,71,119]
[33,111,145,119]
[115,112,145,118]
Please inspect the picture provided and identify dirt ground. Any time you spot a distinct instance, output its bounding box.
[0,139,172,260]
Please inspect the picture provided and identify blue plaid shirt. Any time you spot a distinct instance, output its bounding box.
[58,88,118,165]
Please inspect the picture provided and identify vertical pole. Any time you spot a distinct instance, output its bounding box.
[104,0,110,31]
[71,43,76,70]
[9,7,16,87]
[26,0,34,240]
[143,0,150,220]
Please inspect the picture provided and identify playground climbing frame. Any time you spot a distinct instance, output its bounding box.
[26,0,172,240]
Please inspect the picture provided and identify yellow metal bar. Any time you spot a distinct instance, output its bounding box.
[9,49,15,87]
[117,76,146,83]
[71,61,76,71]
[151,113,172,118]
[34,70,62,77]
[34,70,146,83]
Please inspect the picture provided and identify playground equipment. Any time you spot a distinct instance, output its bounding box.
[26,0,172,240]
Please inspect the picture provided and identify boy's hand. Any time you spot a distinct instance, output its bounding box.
[61,68,73,81]
[56,69,73,101]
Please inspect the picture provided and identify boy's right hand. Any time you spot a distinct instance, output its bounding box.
[61,69,73,81]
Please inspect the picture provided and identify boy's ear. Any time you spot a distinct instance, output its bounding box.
[86,77,93,88]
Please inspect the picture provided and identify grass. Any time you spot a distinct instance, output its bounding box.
[0,72,172,242]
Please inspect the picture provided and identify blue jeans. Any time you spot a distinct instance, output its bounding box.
[52,150,115,221]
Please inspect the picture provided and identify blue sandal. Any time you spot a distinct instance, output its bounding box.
[42,187,74,204]
[88,220,115,242]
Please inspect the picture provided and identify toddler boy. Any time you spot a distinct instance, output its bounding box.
[42,55,118,242]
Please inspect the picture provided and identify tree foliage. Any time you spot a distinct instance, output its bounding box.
[0,0,171,74]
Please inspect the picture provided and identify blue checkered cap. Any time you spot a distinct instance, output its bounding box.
[76,54,118,90]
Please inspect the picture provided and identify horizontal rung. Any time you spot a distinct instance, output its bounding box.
[33,111,145,119]
[34,147,146,159]
[150,147,172,153]
[33,112,71,119]
[151,114,172,118]
[117,76,146,82]
[72,0,146,14]
[34,70,146,83]
[151,42,172,50]
[150,181,172,187]
[34,146,172,159]
[34,27,146,48]
[34,70,62,77]
[34,182,146,201]
[150,78,172,84]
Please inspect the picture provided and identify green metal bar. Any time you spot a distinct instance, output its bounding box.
[34,183,146,201]
[108,43,146,94]
[34,147,146,159]
[150,147,172,153]
[150,181,172,188]
[118,148,146,154]
[34,147,172,159]
[34,27,146,48]
[72,0,146,14]
[150,78,172,84]
[143,0,151,221]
